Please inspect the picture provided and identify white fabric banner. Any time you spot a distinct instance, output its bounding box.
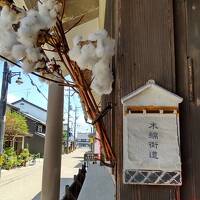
[123,114,181,171]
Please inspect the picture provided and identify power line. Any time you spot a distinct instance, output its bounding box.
[0,55,72,86]
[26,74,48,101]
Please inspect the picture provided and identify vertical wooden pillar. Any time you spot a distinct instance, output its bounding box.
[103,0,178,199]
[22,136,25,149]
[174,0,200,199]
[41,82,64,200]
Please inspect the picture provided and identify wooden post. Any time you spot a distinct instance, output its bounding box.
[22,136,24,150]
[41,82,64,200]
[103,0,178,199]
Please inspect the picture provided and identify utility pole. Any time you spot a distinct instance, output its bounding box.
[0,62,9,177]
[66,87,71,154]
[73,107,78,149]
[41,81,64,200]
[65,88,77,153]
[0,62,22,177]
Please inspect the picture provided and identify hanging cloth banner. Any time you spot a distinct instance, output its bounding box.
[123,113,182,185]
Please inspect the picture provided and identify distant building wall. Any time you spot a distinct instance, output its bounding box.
[25,134,44,157]
[7,102,46,156]
[24,117,45,157]
[76,133,90,147]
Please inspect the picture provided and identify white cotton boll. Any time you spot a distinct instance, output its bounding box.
[38,8,54,28]
[0,7,18,58]
[38,0,62,28]
[22,59,35,72]
[17,10,45,47]
[91,59,113,95]
[17,33,35,47]
[17,27,36,47]
[95,39,105,58]
[68,45,81,61]
[20,10,44,34]
[73,35,82,46]
[49,9,57,19]
[46,0,62,14]
[11,44,26,59]
[95,38,115,59]
[22,10,40,26]
[76,56,88,70]
[48,1,62,19]
[45,0,54,8]
[1,31,16,48]
[26,47,42,62]
[38,3,49,18]
[103,38,115,58]
[76,43,97,70]
[17,26,34,47]
[0,31,18,57]
[88,29,108,41]
[0,6,18,28]
[80,44,96,61]
[88,33,98,41]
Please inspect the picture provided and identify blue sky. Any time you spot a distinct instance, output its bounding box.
[0,62,48,108]
[0,61,92,133]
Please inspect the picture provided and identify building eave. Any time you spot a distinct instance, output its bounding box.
[35,132,45,138]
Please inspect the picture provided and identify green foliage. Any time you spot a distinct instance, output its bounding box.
[1,148,31,169]
[16,155,24,167]
[1,148,18,170]
[0,155,3,166]
[63,130,67,140]
[19,148,30,162]
[5,111,29,140]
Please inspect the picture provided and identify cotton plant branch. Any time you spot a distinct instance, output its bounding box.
[0,55,77,88]
[53,23,116,163]
[0,0,116,165]
[91,104,112,125]
[45,18,115,162]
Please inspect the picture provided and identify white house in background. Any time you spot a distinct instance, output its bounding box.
[10,99,64,156]
[76,132,90,147]
[12,98,47,123]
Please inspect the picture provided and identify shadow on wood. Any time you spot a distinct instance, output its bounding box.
[62,165,86,200]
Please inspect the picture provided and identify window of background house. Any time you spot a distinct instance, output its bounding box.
[37,124,43,133]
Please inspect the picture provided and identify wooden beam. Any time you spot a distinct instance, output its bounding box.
[62,0,99,31]
[22,0,99,31]
[62,8,98,31]
[126,106,178,112]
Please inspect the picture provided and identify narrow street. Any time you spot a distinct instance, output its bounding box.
[0,148,88,200]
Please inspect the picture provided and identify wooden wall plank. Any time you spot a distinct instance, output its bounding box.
[103,0,200,199]
[103,0,178,199]
[174,0,200,199]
